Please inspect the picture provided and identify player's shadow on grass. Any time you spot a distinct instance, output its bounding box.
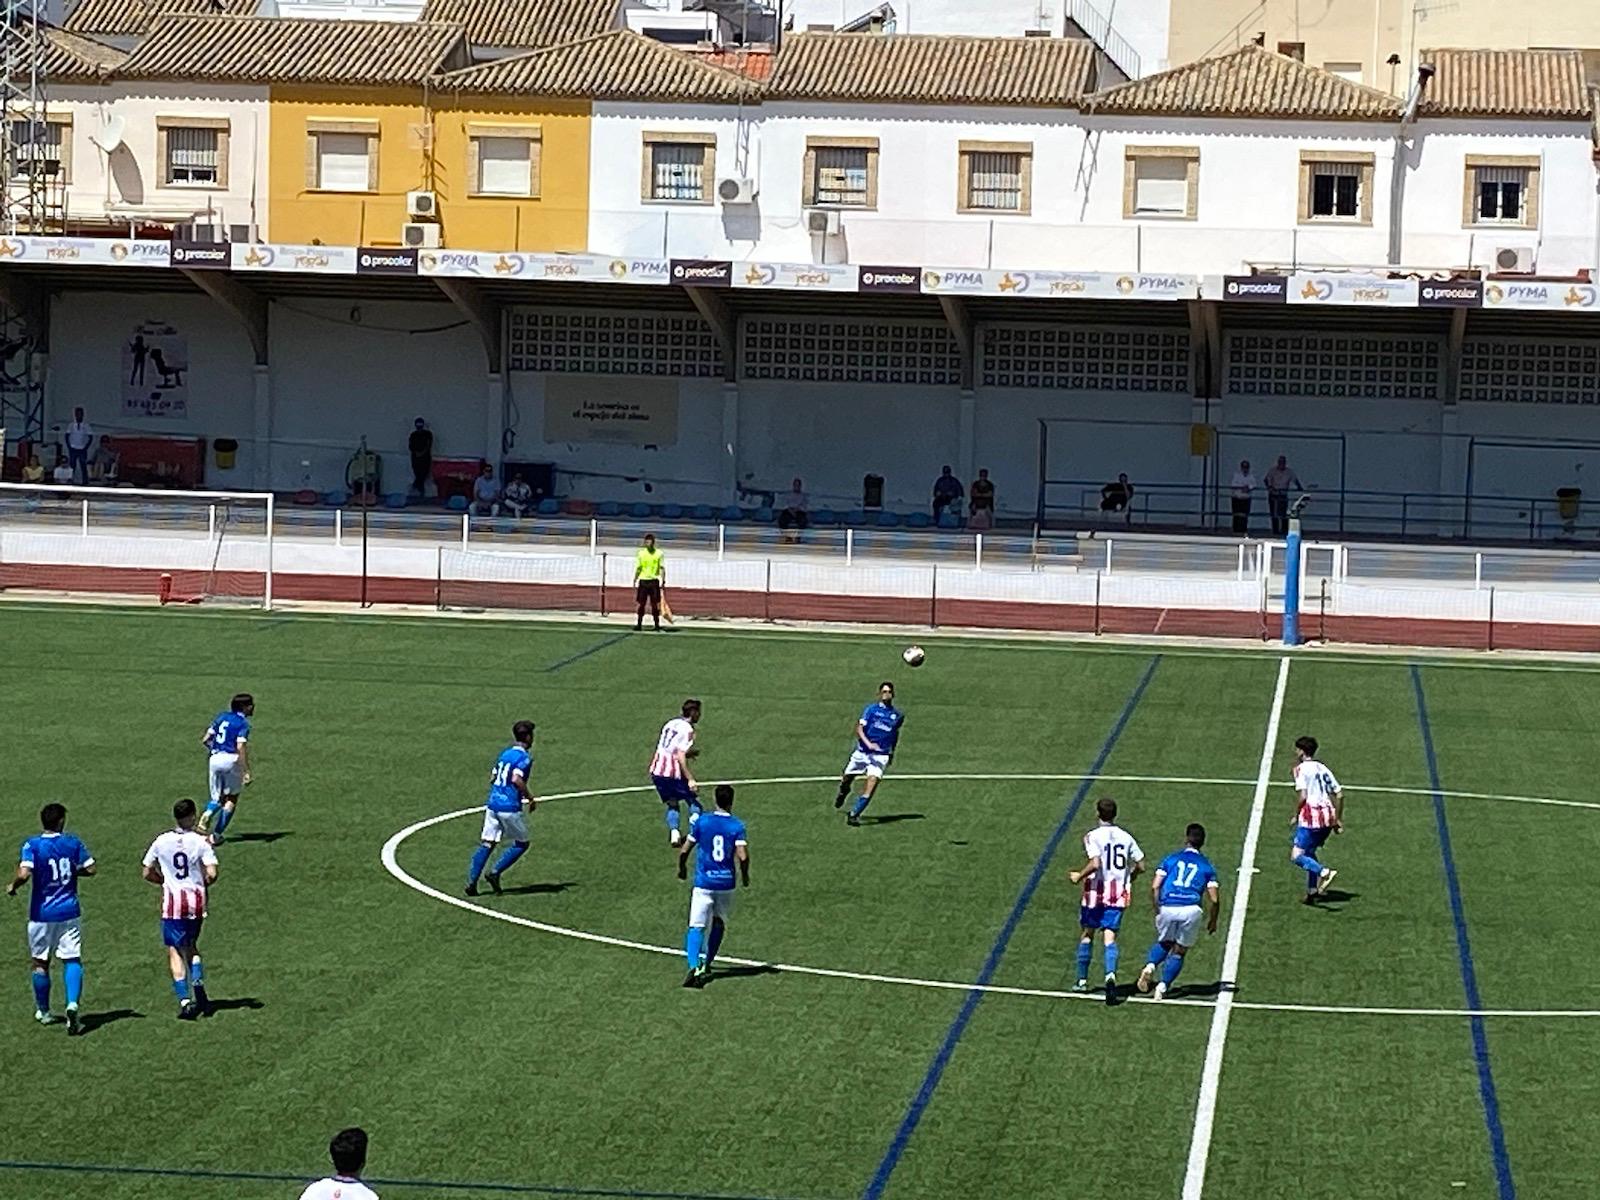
[1168,980,1228,1001]
[864,813,925,826]
[704,964,781,987]
[78,1008,144,1035]
[1310,889,1359,910]
[497,880,579,896]
[229,831,292,844]
[203,997,265,1017]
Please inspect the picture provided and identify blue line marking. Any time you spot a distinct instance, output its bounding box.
[1410,664,1516,1200]
[0,1160,829,1200]
[860,654,1163,1200]
[544,632,632,673]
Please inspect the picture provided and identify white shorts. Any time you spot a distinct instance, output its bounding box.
[26,918,82,961]
[844,749,891,779]
[1155,904,1206,948]
[209,752,242,802]
[480,808,529,844]
[688,887,736,928]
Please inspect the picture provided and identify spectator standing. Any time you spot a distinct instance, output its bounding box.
[503,473,533,519]
[407,418,433,498]
[22,453,44,483]
[1263,455,1302,536]
[470,464,502,517]
[634,533,665,632]
[1100,473,1134,521]
[778,477,809,542]
[1229,460,1257,535]
[969,468,995,518]
[64,408,93,485]
[299,1127,379,1200]
[931,465,964,520]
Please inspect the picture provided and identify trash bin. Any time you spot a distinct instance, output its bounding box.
[214,438,238,470]
[1557,487,1581,520]
[863,473,884,510]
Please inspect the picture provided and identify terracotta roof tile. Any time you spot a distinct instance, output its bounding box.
[63,0,256,37]
[421,0,618,50]
[36,28,128,79]
[118,15,467,85]
[1419,48,1591,118]
[439,28,755,101]
[768,32,1098,106]
[1087,44,1401,120]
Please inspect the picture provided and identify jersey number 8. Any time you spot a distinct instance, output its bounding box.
[710,835,727,863]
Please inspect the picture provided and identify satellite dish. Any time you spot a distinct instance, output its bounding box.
[91,115,126,154]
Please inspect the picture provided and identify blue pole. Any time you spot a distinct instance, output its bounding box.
[1282,516,1302,646]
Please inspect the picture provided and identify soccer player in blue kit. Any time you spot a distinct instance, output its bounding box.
[832,682,905,827]
[677,784,749,988]
[467,721,536,897]
[197,692,254,845]
[8,804,95,1034]
[1136,823,1221,1001]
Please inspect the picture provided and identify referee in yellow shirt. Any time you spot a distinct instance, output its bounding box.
[634,533,665,631]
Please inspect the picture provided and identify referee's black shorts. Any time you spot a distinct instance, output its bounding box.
[636,579,662,604]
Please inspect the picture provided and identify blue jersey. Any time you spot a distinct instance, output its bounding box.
[487,745,532,813]
[858,702,904,753]
[1156,848,1218,908]
[691,811,747,892]
[20,832,93,923]
[206,711,250,755]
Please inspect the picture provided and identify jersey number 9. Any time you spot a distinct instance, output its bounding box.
[173,852,189,880]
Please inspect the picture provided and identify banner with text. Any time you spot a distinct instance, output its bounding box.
[542,376,679,447]
[121,321,188,419]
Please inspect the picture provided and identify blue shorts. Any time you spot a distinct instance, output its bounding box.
[1079,905,1124,932]
[652,775,696,804]
[161,917,203,949]
[1294,826,1333,854]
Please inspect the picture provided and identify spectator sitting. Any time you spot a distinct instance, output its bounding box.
[931,465,964,519]
[90,436,119,484]
[22,452,45,483]
[778,477,809,541]
[969,468,995,517]
[471,464,502,517]
[52,455,73,485]
[503,473,533,519]
[1100,473,1134,521]
[968,503,994,532]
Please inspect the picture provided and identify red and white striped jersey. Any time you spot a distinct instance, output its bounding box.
[1294,759,1342,829]
[142,829,216,919]
[649,717,695,778]
[1080,824,1144,909]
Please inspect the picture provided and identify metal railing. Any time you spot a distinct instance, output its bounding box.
[1068,0,1143,78]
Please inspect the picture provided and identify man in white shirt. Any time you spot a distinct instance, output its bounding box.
[471,464,502,517]
[1229,460,1256,535]
[51,457,73,485]
[300,1127,379,1200]
[503,472,533,519]
[64,408,93,485]
[1263,454,1302,536]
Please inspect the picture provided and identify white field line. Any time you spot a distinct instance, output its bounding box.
[380,768,1600,1021]
[1181,655,1291,1200]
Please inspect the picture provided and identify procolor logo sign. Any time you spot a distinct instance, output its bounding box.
[357,247,418,275]
[1222,275,1287,303]
[171,241,231,269]
[1418,279,1483,307]
[858,265,921,294]
[670,258,733,287]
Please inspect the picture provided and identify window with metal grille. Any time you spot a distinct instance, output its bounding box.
[167,126,219,185]
[9,119,63,178]
[650,142,705,201]
[1309,161,1361,218]
[814,146,870,206]
[1476,165,1527,223]
[964,151,1023,211]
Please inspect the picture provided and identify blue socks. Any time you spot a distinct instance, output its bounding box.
[467,844,493,888]
[666,807,681,834]
[1146,942,1171,968]
[202,800,222,827]
[189,957,204,992]
[63,961,83,1007]
[31,968,49,1013]
[706,918,725,967]
[213,805,233,836]
[171,977,190,1002]
[685,926,704,971]
[492,843,527,876]
[1075,941,1093,980]
[1104,942,1120,978]
[689,797,703,817]
[1293,853,1324,877]
[1161,953,1186,987]
[850,794,871,818]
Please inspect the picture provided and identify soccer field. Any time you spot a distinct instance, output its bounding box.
[4,604,1596,1200]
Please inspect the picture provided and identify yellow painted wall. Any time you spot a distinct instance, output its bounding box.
[267,85,590,251]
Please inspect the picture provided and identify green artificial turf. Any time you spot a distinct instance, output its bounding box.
[0,604,1594,1199]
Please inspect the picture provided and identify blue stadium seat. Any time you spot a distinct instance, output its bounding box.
[596,501,622,517]
[876,512,902,528]
[846,509,870,526]
[691,504,715,521]
[324,489,349,506]
[537,498,561,515]
[753,507,775,523]
[384,492,408,510]
[905,512,932,529]
[629,502,653,519]
[445,495,468,512]
[813,509,840,527]
[660,503,684,520]
[720,505,745,522]
[937,511,962,530]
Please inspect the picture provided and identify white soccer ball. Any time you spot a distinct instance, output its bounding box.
[902,645,926,667]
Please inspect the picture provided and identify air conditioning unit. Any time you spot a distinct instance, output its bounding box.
[1492,245,1535,273]
[806,209,842,236]
[406,190,439,220]
[718,177,756,204]
[402,222,441,248]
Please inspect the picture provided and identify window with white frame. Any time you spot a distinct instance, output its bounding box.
[1465,156,1538,228]
[307,123,377,192]
[8,118,67,180]
[960,142,1030,213]
[1123,147,1198,220]
[804,138,877,208]
[160,120,228,187]
[473,137,534,197]
[642,133,715,203]
[1300,152,1373,224]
